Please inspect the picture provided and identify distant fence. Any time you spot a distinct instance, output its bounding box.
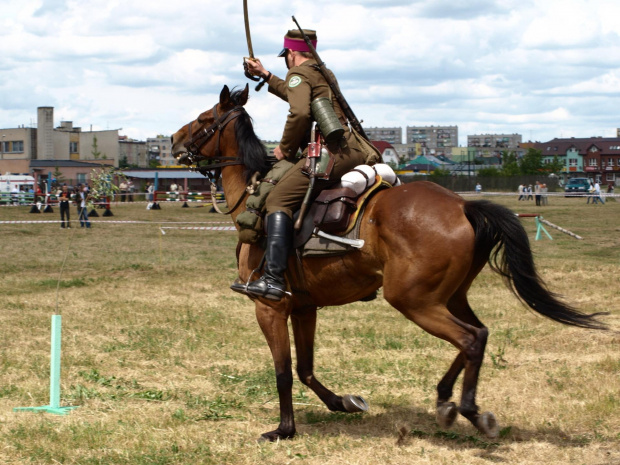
[399,175,562,193]
[0,192,36,205]
[153,191,225,204]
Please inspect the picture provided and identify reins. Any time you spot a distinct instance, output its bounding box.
[183,104,248,215]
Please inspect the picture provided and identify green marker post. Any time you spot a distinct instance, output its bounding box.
[14,314,78,415]
[535,216,553,241]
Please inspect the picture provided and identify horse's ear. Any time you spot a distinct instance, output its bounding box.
[238,84,250,106]
[220,85,231,106]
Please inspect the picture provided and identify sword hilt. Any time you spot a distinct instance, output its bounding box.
[243,59,260,82]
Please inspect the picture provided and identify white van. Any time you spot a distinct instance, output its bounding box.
[0,174,36,204]
[0,174,35,193]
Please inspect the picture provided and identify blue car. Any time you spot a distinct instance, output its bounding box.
[564,178,591,197]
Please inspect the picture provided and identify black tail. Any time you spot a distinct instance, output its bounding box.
[464,200,607,330]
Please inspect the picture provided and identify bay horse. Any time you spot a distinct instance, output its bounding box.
[171,84,606,442]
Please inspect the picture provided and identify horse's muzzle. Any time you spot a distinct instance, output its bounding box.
[174,151,191,165]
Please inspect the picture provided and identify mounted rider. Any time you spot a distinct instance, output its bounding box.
[232,27,378,301]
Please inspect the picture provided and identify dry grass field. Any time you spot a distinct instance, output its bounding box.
[0,193,618,465]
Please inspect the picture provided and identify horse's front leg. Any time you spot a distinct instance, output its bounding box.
[254,300,296,441]
[291,308,368,414]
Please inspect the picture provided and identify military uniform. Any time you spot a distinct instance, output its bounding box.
[232,28,368,301]
[264,60,367,219]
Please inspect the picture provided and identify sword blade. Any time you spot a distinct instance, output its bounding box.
[243,0,254,58]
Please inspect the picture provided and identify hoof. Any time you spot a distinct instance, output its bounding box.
[476,412,499,439]
[342,395,369,413]
[436,402,458,429]
[258,429,295,442]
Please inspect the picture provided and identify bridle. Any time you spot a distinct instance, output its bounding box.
[184,104,245,167]
[181,104,248,214]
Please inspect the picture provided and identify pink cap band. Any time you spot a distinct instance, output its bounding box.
[283,37,317,52]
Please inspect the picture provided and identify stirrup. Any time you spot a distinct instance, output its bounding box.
[230,265,263,297]
[230,275,291,301]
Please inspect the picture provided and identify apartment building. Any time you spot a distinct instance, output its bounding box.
[365,127,402,145]
[146,135,173,167]
[406,125,458,155]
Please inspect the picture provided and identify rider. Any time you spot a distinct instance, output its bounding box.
[232,28,369,301]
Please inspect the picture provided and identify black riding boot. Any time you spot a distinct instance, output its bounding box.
[231,211,292,301]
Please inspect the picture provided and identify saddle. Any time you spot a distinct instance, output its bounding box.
[293,175,391,257]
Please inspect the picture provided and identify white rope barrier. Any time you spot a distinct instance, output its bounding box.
[160,226,236,231]
[0,220,234,225]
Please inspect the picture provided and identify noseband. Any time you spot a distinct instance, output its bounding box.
[183,104,246,169]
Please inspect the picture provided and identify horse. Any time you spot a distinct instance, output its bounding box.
[171,84,607,442]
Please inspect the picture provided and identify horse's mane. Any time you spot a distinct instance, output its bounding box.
[230,89,272,183]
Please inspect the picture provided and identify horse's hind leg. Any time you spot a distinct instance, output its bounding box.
[291,308,368,413]
[450,316,499,438]
[387,292,498,438]
[436,295,486,429]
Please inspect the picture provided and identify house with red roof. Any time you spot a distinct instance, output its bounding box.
[371,140,399,165]
[521,137,620,186]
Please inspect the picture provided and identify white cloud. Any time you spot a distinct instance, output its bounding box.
[0,0,619,146]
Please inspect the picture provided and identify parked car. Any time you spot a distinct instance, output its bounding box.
[564,177,591,197]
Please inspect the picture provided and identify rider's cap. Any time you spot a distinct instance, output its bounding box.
[278,29,317,57]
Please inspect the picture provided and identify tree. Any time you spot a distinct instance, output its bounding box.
[119,155,130,169]
[429,167,451,177]
[542,155,564,175]
[500,151,520,176]
[478,166,501,177]
[91,136,102,160]
[519,148,544,175]
[52,165,65,188]
[90,167,128,203]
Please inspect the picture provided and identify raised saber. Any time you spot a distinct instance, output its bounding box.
[243,0,267,91]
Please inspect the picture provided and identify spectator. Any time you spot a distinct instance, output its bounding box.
[127,179,135,202]
[78,185,92,228]
[534,181,541,206]
[527,184,533,201]
[590,181,605,205]
[541,183,548,206]
[517,184,525,201]
[119,180,128,202]
[58,185,72,229]
[475,182,482,193]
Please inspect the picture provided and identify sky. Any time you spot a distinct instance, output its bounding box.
[1,0,619,147]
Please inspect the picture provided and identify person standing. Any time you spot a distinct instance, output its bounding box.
[127,179,134,202]
[591,181,605,204]
[170,181,178,200]
[541,183,548,206]
[534,181,541,206]
[233,28,374,301]
[119,180,128,202]
[78,185,92,228]
[58,185,72,228]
